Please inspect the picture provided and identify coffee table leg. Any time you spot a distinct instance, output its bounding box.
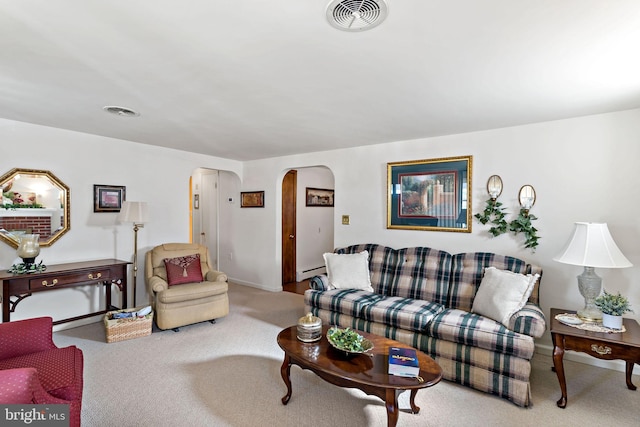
[384,389,399,427]
[280,354,292,405]
[409,389,421,414]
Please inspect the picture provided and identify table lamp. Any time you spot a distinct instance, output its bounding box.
[554,222,632,321]
[118,201,149,307]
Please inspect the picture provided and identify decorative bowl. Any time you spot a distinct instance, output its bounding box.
[326,326,374,356]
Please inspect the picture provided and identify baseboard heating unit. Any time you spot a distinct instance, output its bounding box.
[296,266,326,282]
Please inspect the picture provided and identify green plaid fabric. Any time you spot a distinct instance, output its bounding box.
[508,303,546,338]
[305,288,383,317]
[306,245,546,407]
[305,306,535,407]
[309,275,329,291]
[448,252,539,312]
[427,338,533,407]
[336,244,452,305]
[426,309,535,359]
[361,296,444,333]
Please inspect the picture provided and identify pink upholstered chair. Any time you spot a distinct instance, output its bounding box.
[0,317,83,427]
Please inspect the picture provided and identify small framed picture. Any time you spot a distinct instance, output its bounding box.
[241,191,265,208]
[94,185,126,212]
[306,187,334,207]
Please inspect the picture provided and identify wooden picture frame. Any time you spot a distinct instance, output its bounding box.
[305,187,334,207]
[93,184,126,212]
[387,155,472,232]
[241,191,264,208]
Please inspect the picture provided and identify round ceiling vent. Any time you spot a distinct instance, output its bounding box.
[103,106,140,117]
[326,0,388,32]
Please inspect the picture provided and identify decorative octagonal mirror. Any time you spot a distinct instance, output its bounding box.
[0,168,70,248]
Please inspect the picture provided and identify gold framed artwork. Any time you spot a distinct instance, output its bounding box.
[387,155,472,232]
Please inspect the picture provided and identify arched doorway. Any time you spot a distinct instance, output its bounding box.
[281,166,335,291]
[191,168,219,268]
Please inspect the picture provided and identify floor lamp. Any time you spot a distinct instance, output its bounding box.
[118,201,149,308]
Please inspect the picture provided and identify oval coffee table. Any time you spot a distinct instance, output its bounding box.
[277,325,442,427]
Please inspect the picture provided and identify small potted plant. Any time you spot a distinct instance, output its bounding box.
[595,289,633,330]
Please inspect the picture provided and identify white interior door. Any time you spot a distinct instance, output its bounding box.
[192,169,219,269]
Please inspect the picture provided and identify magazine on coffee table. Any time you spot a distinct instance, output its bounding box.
[388,346,419,377]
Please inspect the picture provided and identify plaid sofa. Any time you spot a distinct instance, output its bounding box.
[304,244,545,407]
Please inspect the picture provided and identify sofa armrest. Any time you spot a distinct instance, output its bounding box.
[508,303,547,338]
[0,368,68,404]
[149,276,169,293]
[309,275,330,291]
[205,270,228,282]
[0,317,56,360]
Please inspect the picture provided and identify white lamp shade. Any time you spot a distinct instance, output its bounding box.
[118,201,149,224]
[554,222,632,268]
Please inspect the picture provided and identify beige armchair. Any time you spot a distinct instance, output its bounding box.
[145,243,229,331]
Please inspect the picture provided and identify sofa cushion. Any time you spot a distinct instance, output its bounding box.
[157,281,228,304]
[164,254,204,286]
[335,244,452,305]
[471,267,538,326]
[323,251,373,291]
[426,309,536,359]
[304,288,383,318]
[448,252,534,312]
[361,296,445,333]
[0,346,83,401]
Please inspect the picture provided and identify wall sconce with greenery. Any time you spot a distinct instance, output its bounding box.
[509,184,540,251]
[474,175,508,237]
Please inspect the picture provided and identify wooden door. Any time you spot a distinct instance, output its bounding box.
[282,170,297,284]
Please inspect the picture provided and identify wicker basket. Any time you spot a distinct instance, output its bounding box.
[104,307,153,343]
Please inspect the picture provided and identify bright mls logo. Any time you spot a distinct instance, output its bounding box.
[1,405,68,426]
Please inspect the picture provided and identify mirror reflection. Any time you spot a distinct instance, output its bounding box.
[0,168,70,248]
[487,175,503,200]
[518,185,536,210]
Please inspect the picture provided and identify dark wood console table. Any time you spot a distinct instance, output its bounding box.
[0,259,130,325]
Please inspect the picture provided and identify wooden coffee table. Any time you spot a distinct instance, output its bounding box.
[277,325,442,427]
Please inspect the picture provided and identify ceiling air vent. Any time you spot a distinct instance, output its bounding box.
[326,0,388,32]
[103,106,140,117]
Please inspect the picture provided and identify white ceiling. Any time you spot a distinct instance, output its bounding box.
[2,1,640,161]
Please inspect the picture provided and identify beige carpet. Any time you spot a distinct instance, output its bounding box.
[53,284,639,426]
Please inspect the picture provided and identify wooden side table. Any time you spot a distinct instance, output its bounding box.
[550,308,640,408]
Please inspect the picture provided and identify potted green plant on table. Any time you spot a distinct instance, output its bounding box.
[594,289,633,330]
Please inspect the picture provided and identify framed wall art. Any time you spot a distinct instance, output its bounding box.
[305,187,334,207]
[387,155,472,232]
[241,191,264,208]
[93,184,126,212]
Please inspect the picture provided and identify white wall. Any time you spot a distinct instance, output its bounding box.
[0,119,242,327]
[295,167,334,280]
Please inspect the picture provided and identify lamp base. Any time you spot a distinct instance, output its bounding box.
[577,306,602,322]
[576,266,602,322]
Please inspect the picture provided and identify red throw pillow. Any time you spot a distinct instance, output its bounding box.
[164,254,204,286]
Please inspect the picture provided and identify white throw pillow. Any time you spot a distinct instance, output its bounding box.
[471,266,539,327]
[323,251,374,292]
